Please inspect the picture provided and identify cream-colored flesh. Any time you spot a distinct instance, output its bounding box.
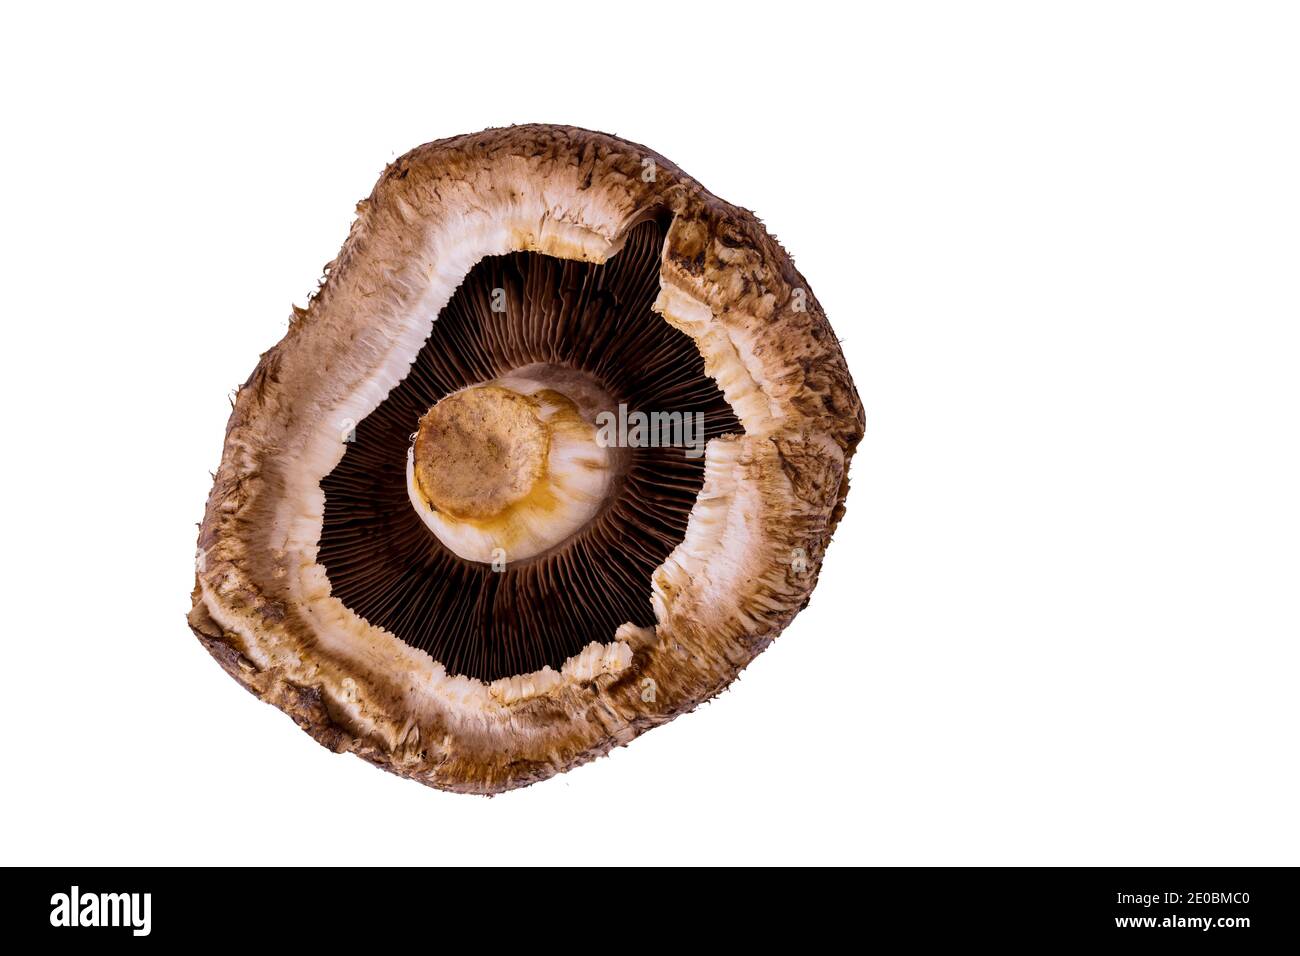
[406,373,615,564]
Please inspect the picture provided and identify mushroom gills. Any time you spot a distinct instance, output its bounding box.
[319,218,741,682]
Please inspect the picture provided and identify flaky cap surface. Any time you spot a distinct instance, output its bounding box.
[190,125,864,793]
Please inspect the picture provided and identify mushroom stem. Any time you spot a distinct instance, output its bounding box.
[412,385,550,523]
[406,372,619,564]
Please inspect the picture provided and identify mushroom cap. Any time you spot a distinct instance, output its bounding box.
[189,124,864,794]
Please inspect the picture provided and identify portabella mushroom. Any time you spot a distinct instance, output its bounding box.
[189,125,864,794]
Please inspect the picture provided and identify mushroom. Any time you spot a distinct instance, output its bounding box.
[189,125,864,794]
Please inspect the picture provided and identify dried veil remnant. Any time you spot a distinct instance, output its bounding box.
[189,125,864,794]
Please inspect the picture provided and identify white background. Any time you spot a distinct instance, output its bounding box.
[2,2,1296,866]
